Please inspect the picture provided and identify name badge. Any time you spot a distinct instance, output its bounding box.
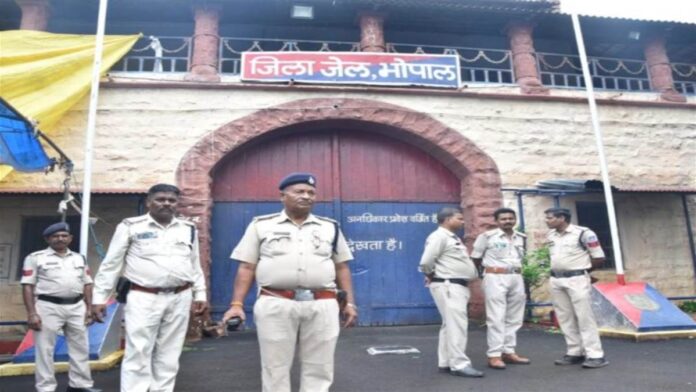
[136,231,158,240]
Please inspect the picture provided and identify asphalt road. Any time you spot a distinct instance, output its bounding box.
[3,324,695,392]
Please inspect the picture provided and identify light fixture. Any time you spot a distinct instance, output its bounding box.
[628,31,641,40]
[291,4,314,19]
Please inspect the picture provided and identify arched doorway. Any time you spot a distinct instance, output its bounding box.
[210,123,461,325]
[176,98,503,324]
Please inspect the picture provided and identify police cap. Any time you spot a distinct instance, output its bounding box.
[278,172,317,190]
[43,222,70,237]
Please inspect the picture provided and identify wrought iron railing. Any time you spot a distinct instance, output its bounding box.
[537,52,651,92]
[114,35,696,96]
[112,36,191,72]
[386,43,514,85]
[672,62,696,95]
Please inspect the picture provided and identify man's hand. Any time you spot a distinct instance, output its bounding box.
[191,300,209,315]
[84,310,94,326]
[91,304,107,323]
[342,304,358,328]
[424,274,433,287]
[27,313,41,331]
[221,305,246,325]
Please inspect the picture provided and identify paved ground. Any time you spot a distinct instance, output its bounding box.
[3,324,695,392]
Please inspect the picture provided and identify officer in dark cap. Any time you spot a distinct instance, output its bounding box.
[222,172,358,392]
[21,223,101,392]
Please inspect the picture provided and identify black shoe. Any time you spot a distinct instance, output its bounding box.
[450,366,485,378]
[438,366,451,373]
[66,387,103,392]
[582,357,609,369]
[554,355,585,366]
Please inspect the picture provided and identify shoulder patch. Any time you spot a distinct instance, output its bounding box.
[253,213,281,222]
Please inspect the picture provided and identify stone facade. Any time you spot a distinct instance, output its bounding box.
[0,84,694,320]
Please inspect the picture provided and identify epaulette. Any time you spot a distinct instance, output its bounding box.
[515,231,527,238]
[253,213,281,222]
[122,215,148,226]
[483,229,499,238]
[178,219,196,227]
[315,215,338,224]
[30,249,49,257]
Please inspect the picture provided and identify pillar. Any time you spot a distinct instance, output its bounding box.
[507,22,548,95]
[644,34,686,103]
[185,5,221,82]
[16,0,50,31]
[359,12,386,52]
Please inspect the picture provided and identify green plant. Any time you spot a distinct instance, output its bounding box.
[522,246,551,293]
[678,301,696,313]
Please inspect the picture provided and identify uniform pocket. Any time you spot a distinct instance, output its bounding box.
[264,234,291,256]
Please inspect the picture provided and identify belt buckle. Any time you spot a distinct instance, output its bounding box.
[160,287,177,294]
[294,289,314,301]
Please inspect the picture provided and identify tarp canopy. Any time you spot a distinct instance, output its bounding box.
[0,30,140,180]
[0,97,51,172]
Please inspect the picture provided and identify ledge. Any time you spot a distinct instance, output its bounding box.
[103,73,696,109]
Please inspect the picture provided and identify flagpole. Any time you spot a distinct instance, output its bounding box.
[570,13,626,284]
[79,0,109,257]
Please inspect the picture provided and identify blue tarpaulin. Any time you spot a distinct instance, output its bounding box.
[0,97,52,172]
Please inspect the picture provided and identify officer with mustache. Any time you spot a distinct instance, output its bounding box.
[91,184,208,392]
[21,222,101,392]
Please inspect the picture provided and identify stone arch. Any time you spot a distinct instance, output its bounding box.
[176,98,502,290]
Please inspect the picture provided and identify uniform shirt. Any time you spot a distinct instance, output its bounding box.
[20,248,93,298]
[92,214,207,304]
[471,228,526,268]
[546,224,605,271]
[418,227,477,280]
[230,210,353,290]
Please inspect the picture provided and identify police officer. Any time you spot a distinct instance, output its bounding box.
[471,208,530,370]
[419,207,484,378]
[221,173,358,392]
[91,184,208,392]
[544,207,608,369]
[21,222,101,392]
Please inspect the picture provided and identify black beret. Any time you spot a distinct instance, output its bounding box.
[43,222,70,237]
[279,172,317,190]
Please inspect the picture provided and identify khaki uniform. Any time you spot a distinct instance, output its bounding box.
[472,229,527,358]
[21,248,94,392]
[231,210,353,392]
[547,224,605,359]
[418,227,478,371]
[93,214,206,392]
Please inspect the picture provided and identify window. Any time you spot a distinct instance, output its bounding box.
[576,202,615,269]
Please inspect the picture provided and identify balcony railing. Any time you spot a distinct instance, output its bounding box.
[113,35,696,96]
[672,63,696,95]
[112,36,191,72]
[537,53,652,92]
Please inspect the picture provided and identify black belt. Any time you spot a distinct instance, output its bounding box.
[37,294,84,305]
[431,278,468,287]
[550,269,588,278]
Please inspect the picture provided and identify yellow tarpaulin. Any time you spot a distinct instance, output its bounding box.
[0,30,140,181]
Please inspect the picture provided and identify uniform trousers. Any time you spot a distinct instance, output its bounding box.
[483,273,526,357]
[429,281,472,370]
[549,274,604,359]
[122,288,192,392]
[254,295,340,392]
[34,300,93,392]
